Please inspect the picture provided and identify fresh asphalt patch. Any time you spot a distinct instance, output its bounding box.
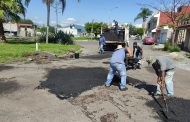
[36,67,108,99]
[146,96,190,122]
[0,78,20,95]
[0,65,14,72]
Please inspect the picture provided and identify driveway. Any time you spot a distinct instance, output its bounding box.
[0,40,190,122]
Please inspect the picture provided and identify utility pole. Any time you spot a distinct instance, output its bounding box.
[91,19,94,40]
[52,0,61,34]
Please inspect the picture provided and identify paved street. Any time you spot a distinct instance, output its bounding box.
[0,40,190,122]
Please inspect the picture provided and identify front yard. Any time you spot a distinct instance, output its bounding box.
[0,43,80,63]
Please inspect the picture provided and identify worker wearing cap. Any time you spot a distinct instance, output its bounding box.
[105,44,131,91]
[99,34,105,54]
[133,42,143,59]
[152,56,175,96]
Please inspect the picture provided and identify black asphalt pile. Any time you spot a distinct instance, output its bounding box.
[146,97,190,122]
[36,67,107,99]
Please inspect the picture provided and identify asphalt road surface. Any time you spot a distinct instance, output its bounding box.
[0,40,190,122]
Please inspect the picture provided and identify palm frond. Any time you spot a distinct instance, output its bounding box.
[24,0,31,7]
[59,0,66,13]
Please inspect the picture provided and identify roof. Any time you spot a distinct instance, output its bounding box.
[158,6,190,27]
[159,12,176,26]
[178,6,190,13]
[17,24,33,27]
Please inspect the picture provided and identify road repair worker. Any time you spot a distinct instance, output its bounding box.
[133,42,143,59]
[152,56,176,96]
[99,34,105,54]
[105,44,131,91]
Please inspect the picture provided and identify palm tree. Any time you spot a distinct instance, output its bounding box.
[41,0,66,44]
[42,0,80,44]
[134,8,153,37]
[0,0,30,42]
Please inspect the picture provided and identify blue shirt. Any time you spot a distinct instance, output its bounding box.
[99,36,105,45]
[110,48,126,64]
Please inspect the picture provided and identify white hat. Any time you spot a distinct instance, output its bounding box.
[116,44,123,49]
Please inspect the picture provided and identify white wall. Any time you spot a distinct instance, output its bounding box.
[3,23,18,32]
[58,27,78,35]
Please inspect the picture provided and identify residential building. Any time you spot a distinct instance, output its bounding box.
[3,23,34,37]
[147,12,174,44]
[175,16,190,51]
[147,6,190,44]
[57,24,85,37]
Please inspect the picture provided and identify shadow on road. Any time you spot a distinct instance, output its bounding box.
[36,67,108,99]
[81,52,112,60]
[106,75,157,94]
[0,65,14,72]
[0,78,20,95]
[127,76,157,95]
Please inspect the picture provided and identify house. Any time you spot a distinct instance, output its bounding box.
[147,12,174,44]
[57,24,85,37]
[3,23,34,37]
[147,6,190,44]
[175,17,190,51]
[17,24,34,37]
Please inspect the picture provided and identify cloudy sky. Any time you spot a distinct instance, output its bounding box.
[25,0,160,26]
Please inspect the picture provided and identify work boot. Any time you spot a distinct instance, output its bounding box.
[105,84,111,88]
[154,92,162,96]
[119,87,128,91]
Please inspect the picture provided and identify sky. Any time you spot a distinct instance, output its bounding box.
[25,0,158,27]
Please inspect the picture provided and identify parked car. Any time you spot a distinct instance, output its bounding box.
[143,37,155,45]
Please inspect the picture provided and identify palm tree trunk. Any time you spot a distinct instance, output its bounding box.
[0,19,6,43]
[46,3,50,44]
[142,18,146,38]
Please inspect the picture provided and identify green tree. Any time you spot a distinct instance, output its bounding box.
[128,24,136,36]
[0,0,30,42]
[85,22,108,37]
[40,0,80,44]
[37,26,55,33]
[18,19,33,24]
[134,8,153,36]
[135,28,144,37]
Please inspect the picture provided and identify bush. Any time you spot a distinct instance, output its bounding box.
[164,42,180,52]
[39,31,74,44]
[169,46,180,52]
[73,36,97,40]
[164,42,170,51]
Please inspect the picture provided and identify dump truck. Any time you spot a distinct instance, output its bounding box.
[103,26,129,50]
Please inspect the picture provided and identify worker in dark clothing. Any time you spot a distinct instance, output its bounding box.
[133,42,143,59]
[105,44,132,91]
[152,56,176,96]
[113,20,119,35]
[99,34,106,54]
